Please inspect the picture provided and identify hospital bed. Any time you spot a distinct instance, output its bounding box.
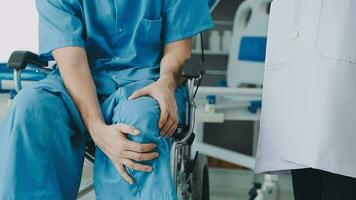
[192,0,272,199]
[3,50,209,200]
[193,0,269,170]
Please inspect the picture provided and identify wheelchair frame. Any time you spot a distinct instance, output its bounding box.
[7,50,210,200]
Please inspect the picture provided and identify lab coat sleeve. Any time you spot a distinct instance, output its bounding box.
[162,0,215,44]
[36,0,84,57]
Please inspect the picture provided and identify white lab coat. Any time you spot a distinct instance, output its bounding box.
[255,0,356,178]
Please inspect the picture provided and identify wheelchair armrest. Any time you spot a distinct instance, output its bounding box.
[172,59,203,143]
[182,59,204,79]
[7,51,48,71]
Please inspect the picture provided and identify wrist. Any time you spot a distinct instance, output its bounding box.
[86,118,106,136]
[159,72,179,90]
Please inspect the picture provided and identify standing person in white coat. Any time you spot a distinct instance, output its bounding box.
[255,0,356,199]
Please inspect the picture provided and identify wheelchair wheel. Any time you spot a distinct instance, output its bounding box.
[192,153,210,200]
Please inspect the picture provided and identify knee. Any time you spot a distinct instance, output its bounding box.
[115,97,161,134]
[115,97,171,153]
[119,97,160,123]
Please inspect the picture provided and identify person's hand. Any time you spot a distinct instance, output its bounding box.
[129,74,178,136]
[90,122,159,184]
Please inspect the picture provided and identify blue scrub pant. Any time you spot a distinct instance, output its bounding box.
[0,71,186,200]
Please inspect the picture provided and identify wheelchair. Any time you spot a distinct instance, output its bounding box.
[4,50,210,200]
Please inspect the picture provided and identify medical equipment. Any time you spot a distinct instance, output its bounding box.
[255,175,280,200]
[222,30,233,52]
[195,37,203,50]
[204,95,216,113]
[209,31,221,51]
[192,0,274,199]
[226,0,270,88]
[255,190,265,200]
[194,0,270,170]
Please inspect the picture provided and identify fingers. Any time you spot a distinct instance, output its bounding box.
[125,141,157,152]
[158,105,169,129]
[167,120,178,136]
[114,124,140,136]
[129,88,149,100]
[160,106,178,136]
[161,118,178,136]
[123,151,159,161]
[114,124,157,152]
[115,163,134,184]
[161,119,174,136]
[121,159,153,172]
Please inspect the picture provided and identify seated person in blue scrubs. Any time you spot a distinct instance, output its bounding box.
[0,0,213,199]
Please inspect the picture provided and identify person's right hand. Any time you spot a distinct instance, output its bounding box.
[90,122,159,184]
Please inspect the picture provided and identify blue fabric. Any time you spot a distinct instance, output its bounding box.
[0,70,187,199]
[36,0,214,94]
[36,0,214,72]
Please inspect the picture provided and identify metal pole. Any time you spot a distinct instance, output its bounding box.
[77,180,94,199]
[13,69,22,93]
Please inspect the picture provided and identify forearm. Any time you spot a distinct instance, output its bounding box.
[53,47,104,134]
[160,38,192,89]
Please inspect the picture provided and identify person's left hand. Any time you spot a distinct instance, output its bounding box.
[129,74,178,136]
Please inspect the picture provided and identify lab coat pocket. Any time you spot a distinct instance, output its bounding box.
[316,0,356,64]
[136,18,163,67]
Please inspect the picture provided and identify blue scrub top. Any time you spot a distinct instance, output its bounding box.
[36,0,214,94]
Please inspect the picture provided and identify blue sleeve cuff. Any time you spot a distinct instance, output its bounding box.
[39,38,85,59]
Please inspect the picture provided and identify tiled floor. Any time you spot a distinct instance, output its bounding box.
[0,92,294,200]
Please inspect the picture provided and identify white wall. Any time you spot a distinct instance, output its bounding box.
[0,0,38,62]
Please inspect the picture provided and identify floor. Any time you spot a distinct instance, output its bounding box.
[0,89,295,200]
[78,160,295,200]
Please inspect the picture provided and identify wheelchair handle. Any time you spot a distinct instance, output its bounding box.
[182,59,204,79]
[8,51,48,71]
[7,51,49,92]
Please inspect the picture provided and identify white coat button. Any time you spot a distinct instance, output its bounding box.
[118,28,123,33]
[113,56,120,61]
[291,30,299,39]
